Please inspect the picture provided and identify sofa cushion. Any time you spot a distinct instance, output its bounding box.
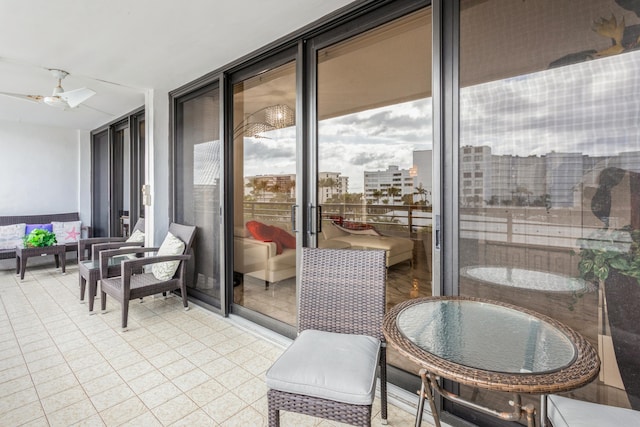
[25,223,54,234]
[331,234,414,253]
[266,330,380,405]
[0,223,26,250]
[321,220,349,240]
[51,221,82,243]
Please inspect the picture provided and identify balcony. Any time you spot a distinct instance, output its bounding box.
[0,262,431,426]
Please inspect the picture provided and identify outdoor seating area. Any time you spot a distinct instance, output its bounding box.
[0,259,427,426]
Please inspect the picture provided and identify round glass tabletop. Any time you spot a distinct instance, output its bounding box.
[396,299,577,374]
[460,266,595,293]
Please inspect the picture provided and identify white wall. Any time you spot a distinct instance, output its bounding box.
[0,120,81,217]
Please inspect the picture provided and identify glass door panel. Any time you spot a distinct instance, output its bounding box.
[316,8,432,374]
[232,61,297,326]
[92,130,109,237]
[175,86,222,304]
[458,0,640,420]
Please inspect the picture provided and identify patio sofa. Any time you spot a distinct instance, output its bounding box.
[0,212,89,260]
[318,219,414,267]
[233,219,413,285]
[233,222,296,284]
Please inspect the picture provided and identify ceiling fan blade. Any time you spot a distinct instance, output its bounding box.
[60,87,96,108]
[0,91,43,104]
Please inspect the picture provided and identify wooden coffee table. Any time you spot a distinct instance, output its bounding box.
[16,244,66,280]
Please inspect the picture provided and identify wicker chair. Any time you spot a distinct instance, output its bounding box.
[98,223,196,331]
[77,218,145,307]
[77,218,145,261]
[266,247,388,426]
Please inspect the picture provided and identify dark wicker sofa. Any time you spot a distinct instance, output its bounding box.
[0,212,88,260]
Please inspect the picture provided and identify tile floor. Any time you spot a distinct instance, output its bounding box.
[0,260,433,426]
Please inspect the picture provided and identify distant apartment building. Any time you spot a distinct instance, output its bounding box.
[412,150,433,205]
[318,172,348,203]
[461,146,492,206]
[244,172,347,203]
[244,174,295,201]
[460,146,640,208]
[364,165,414,204]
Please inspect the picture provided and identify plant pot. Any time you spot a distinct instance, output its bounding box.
[605,269,640,409]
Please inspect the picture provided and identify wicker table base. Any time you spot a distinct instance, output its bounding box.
[16,245,66,280]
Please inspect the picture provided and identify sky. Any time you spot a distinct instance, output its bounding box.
[241,49,640,193]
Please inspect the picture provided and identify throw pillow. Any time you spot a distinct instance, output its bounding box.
[0,223,26,249]
[151,232,186,281]
[246,221,284,254]
[246,220,275,241]
[273,227,296,249]
[126,229,145,243]
[25,223,54,234]
[51,221,82,243]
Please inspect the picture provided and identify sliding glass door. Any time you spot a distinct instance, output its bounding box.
[91,112,144,238]
[231,56,298,329]
[315,6,433,376]
[454,0,640,422]
[174,84,222,306]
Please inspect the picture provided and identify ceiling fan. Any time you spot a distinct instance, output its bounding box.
[0,68,96,109]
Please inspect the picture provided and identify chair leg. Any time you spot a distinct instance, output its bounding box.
[100,291,107,311]
[380,345,388,425]
[181,285,189,310]
[79,275,86,302]
[121,300,129,331]
[267,394,280,427]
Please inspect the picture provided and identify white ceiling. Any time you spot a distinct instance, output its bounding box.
[0,0,355,131]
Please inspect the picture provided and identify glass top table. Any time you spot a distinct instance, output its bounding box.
[383,296,600,427]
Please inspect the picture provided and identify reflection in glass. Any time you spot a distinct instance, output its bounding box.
[317,8,432,374]
[175,87,221,303]
[460,0,640,416]
[232,61,298,326]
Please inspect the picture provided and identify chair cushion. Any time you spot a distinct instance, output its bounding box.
[547,395,640,427]
[126,229,145,243]
[266,330,380,405]
[151,232,185,280]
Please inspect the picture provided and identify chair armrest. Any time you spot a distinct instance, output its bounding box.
[91,241,143,260]
[78,237,127,260]
[99,247,160,278]
[118,254,192,294]
[121,254,191,273]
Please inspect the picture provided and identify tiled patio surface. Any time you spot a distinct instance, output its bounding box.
[0,260,431,426]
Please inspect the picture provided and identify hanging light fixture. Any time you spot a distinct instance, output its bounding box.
[265,104,295,129]
[233,104,295,139]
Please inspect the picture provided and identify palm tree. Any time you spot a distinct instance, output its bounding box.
[372,189,383,204]
[414,183,427,203]
[387,186,401,204]
[318,177,337,201]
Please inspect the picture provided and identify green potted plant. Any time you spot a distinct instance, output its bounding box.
[575,226,640,408]
[23,228,58,248]
[576,227,640,282]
